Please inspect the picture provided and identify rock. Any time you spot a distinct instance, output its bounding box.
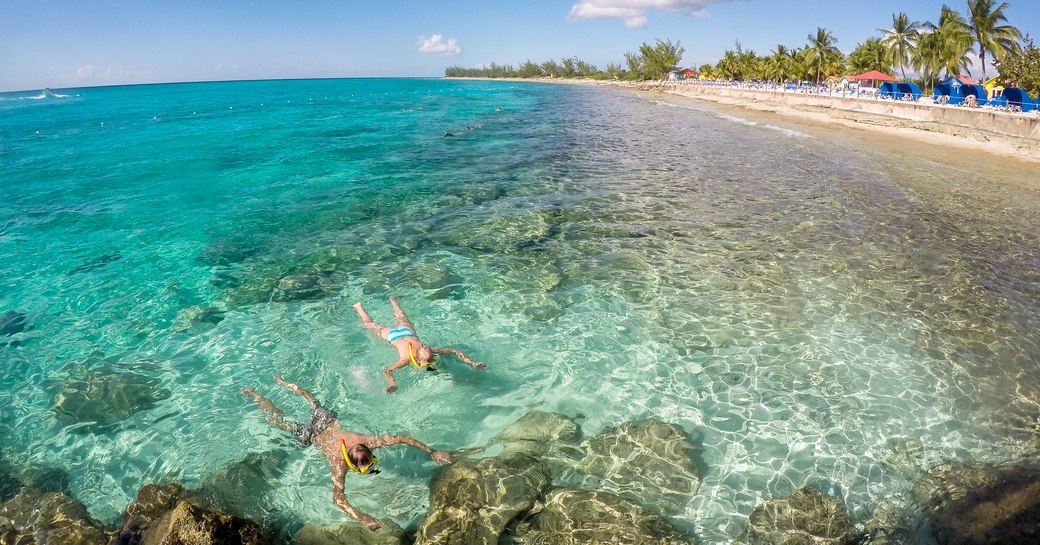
[0,311,29,336]
[136,500,268,545]
[172,304,227,332]
[415,453,551,545]
[68,252,122,274]
[51,365,171,433]
[270,273,335,302]
[116,483,271,545]
[0,466,20,503]
[0,459,69,500]
[489,412,581,458]
[0,487,110,545]
[862,500,914,545]
[117,483,190,539]
[876,437,925,481]
[736,487,858,545]
[510,488,697,545]
[198,238,263,266]
[294,520,407,545]
[911,461,1040,545]
[578,419,701,513]
[196,450,289,521]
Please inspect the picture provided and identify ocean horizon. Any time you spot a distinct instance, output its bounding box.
[2,77,1039,544]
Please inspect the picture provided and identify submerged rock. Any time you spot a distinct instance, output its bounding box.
[294,520,406,545]
[0,487,111,545]
[736,487,858,545]
[51,365,171,433]
[198,237,264,266]
[911,461,1040,545]
[270,272,335,302]
[876,437,926,481]
[0,458,70,500]
[415,453,551,545]
[489,411,581,458]
[68,252,122,274]
[510,488,697,545]
[196,450,290,522]
[0,467,20,503]
[172,304,227,332]
[578,419,701,513]
[0,311,29,337]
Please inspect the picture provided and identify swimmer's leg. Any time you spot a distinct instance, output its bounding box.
[389,295,415,330]
[241,387,294,432]
[353,301,390,340]
[274,375,319,407]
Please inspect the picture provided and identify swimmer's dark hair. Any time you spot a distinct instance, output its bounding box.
[350,444,375,467]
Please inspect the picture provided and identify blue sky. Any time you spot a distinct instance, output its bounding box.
[3,0,1038,91]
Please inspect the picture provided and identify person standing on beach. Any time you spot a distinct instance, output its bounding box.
[353,296,486,393]
[241,375,452,531]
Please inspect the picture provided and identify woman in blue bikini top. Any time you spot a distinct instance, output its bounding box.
[353,295,486,393]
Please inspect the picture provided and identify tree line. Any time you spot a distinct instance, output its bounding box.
[444,39,684,82]
[445,0,1037,97]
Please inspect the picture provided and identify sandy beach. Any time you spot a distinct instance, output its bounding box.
[452,77,1040,165]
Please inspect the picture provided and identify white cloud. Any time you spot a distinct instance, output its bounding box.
[417,35,462,56]
[75,65,95,77]
[567,0,737,28]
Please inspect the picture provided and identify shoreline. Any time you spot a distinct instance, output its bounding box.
[449,77,1040,164]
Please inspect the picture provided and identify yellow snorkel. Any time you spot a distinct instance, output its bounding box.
[341,438,378,475]
[408,342,436,369]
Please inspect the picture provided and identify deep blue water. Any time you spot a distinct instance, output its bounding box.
[2,78,1039,543]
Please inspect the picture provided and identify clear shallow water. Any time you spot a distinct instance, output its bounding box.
[1,79,1039,543]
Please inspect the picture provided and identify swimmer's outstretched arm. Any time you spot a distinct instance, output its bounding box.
[431,347,487,369]
[367,434,452,464]
[382,356,410,394]
[273,374,319,405]
[331,463,380,531]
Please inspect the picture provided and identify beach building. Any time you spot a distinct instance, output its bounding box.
[939,75,978,92]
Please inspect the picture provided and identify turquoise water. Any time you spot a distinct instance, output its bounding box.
[2,79,1039,543]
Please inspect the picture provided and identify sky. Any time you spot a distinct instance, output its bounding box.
[3,0,1039,92]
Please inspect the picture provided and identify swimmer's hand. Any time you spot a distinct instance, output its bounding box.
[241,387,257,397]
[359,513,380,531]
[431,451,452,464]
[384,384,398,394]
[473,362,487,369]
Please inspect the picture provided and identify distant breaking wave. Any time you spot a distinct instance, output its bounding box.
[0,88,73,102]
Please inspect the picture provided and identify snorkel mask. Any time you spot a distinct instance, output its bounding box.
[408,342,437,369]
[341,438,379,475]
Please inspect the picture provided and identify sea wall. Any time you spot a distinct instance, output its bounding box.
[671,85,1040,141]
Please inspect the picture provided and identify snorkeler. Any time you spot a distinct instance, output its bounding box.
[353,296,486,393]
[241,375,451,531]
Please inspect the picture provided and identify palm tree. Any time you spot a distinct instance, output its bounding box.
[808,27,839,83]
[767,45,792,83]
[967,0,1023,80]
[878,12,920,79]
[935,5,975,78]
[913,29,944,89]
[848,39,893,74]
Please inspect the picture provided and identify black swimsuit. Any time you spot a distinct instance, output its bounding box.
[289,401,338,447]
